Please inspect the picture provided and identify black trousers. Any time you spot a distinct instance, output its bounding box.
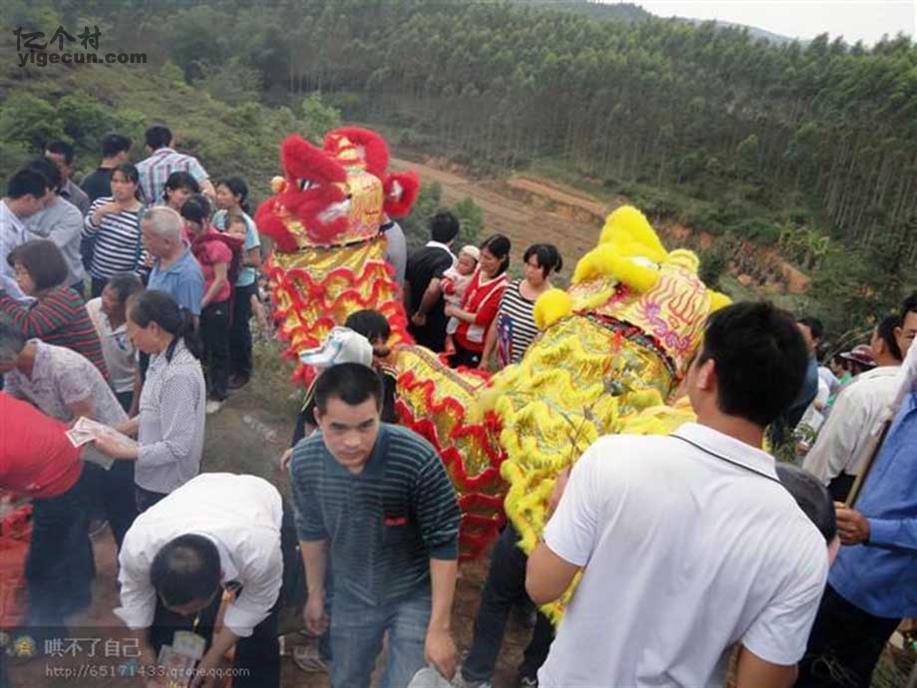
[200,300,231,401]
[26,466,95,631]
[135,485,167,514]
[450,342,482,369]
[99,461,138,549]
[797,584,900,688]
[461,524,554,683]
[230,284,256,380]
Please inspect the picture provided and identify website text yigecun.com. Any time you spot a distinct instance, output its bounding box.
[18,51,147,68]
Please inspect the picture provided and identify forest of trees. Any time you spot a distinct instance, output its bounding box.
[2,0,915,335]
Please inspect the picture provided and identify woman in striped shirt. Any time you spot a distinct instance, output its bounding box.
[445,234,511,369]
[83,163,146,298]
[0,239,108,376]
[481,243,563,369]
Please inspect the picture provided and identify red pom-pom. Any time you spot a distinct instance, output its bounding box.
[254,198,299,253]
[281,135,347,186]
[383,171,420,217]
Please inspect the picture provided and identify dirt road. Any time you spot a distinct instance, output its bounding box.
[389,157,608,264]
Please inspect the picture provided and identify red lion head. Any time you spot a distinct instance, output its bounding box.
[255,127,419,252]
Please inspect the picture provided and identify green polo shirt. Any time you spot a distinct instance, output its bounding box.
[290,423,460,606]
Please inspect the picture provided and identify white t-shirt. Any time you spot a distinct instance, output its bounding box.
[539,422,828,688]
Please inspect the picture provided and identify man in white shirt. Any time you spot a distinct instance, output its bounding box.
[527,302,829,688]
[0,169,49,302]
[803,314,908,500]
[115,473,285,688]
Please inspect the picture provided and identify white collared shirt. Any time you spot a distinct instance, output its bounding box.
[803,365,902,483]
[539,422,828,688]
[115,473,284,638]
[135,339,206,493]
[0,199,31,302]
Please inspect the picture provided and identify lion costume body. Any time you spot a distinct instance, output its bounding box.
[256,130,726,587]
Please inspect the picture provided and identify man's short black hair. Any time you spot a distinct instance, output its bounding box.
[698,302,809,428]
[429,210,460,245]
[7,170,48,199]
[776,464,837,544]
[314,362,383,415]
[27,157,62,193]
[900,292,917,321]
[145,125,172,150]
[101,133,132,158]
[797,316,824,342]
[345,309,391,344]
[150,534,221,607]
[876,314,902,362]
[45,140,74,164]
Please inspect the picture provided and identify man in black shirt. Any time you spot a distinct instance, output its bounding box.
[405,210,459,352]
[80,133,132,203]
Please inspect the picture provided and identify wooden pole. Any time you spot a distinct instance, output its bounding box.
[843,419,891,507]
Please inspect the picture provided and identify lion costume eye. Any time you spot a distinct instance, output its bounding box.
[298,179,316,191]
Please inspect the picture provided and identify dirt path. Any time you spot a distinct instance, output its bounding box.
[390,156,811,295]
[389,157,606,263]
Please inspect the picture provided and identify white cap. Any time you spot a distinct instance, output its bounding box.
[298,327,374,370]
[459,245,480,262]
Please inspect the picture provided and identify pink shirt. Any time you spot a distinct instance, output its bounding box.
[193,230,233,303]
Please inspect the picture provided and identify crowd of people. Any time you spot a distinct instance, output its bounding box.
[0,123,914,688]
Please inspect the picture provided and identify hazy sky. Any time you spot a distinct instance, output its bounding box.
[630,1,915,45]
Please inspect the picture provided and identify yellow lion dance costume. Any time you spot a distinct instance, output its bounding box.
[256,129,727,578]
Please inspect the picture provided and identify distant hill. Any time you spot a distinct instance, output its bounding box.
[676,16,798,45]
[515,0,653,23]
[517,0,798,44]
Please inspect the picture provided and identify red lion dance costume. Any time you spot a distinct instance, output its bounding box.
[255,126,418,382]
[255,127,504,557]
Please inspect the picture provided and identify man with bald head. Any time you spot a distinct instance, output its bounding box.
[142,206,203,319]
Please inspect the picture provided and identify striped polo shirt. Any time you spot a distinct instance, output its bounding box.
[83,197,145,280]
[0,287,108,377]
[290,423,460,607]
[496,279,539,366]
[136,147,208,205]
